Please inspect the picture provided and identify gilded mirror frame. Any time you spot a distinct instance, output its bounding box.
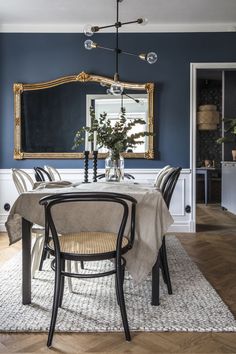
[14,71,154,159]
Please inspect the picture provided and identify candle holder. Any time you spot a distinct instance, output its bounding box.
[93,150,98,182]
[83,150,90,183]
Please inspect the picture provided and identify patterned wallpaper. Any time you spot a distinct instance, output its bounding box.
[197,79,222,168]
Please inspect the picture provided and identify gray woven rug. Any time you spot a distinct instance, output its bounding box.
[1,235,236,333]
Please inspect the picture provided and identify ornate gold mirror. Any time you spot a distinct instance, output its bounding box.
[14,72,154,159]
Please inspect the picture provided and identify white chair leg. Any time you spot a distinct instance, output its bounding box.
[31,235,44,278]
[74,261,79,273]
[66,260,73,293]
[31,236,38,277]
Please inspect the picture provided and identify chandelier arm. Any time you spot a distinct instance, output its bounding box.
[93,42,145,61]
[95,44,116,52]
[120,19,142,26]
[123,92,140,103]
[93,19,142,32]
[92,23,117,31]
[121,50,140,57]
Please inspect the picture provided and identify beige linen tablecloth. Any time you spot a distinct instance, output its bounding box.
[6,182,173,284]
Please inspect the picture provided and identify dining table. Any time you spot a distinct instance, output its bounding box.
[6,180,173,306]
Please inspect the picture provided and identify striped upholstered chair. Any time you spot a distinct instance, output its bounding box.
[12,168,45,277]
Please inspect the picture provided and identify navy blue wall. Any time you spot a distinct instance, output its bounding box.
[1,32,236,169]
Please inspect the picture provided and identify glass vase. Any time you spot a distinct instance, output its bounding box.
[105,150,124,182]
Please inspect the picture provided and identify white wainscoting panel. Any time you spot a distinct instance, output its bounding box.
[0,168,192,233]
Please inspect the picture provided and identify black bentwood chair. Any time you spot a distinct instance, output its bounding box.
[39,192,137,347]
[152,167,182,305]
[34,167,52,182]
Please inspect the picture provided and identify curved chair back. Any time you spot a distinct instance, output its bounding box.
[161,167,182,209]
[154,165,171,188]
[40,191,137,250]
[159,167,175,191]
[44,165,61,181]
[34,167,52,182]
[12,168,34,194]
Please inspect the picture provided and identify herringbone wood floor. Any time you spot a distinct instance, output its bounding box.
[1,204,236,353]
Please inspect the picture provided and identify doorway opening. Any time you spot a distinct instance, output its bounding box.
[190,63,236,232]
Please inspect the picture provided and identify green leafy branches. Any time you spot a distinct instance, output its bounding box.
[216,118,236,144]
[73,107,153,158]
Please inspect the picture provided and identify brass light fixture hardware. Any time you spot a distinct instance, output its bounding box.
[84,0,157,95]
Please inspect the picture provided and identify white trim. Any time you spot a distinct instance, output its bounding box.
[0,168,191,233]
[57,168,191,176]
[168,222,192,233]
[1,23,236,33]
[190,64,196,232]
[190,62,236,232]
[172,179,186,216]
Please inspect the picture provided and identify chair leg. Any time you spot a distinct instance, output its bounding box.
[74,262,79,273]
[31,235,44,278]
[66,260,73,293]
[161,236,172,295]
[59,259,65,307]
[116,259,131,341]
[152,255,160,306]
[47,259,61,348]
[159,246,167,284]
[39,240,48,271]
[31,235,40,278]
[74,261,84,271]
[115,264,125,306]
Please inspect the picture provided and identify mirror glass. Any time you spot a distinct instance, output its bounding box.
[14,72,154,159]
[87,94,149,156]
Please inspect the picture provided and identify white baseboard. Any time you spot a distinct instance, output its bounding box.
[168,222,192,233]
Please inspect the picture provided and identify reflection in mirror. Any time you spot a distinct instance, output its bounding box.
[14,72,154,159]
[86,94,149,157]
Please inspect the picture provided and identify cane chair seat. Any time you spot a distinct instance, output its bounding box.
[49,232,129,255]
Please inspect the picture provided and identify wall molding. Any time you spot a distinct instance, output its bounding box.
[0,168,192,233]
[1,23,236,33]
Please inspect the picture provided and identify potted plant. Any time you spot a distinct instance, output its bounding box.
[217,118,236,161]
[73,107,153,181]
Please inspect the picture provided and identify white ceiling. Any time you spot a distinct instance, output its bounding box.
[0,0,236,32]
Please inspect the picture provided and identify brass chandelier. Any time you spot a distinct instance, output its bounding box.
[84,0,157,95]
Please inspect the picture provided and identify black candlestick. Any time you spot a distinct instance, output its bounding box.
[83,150,89,183]
[93,150,98,182]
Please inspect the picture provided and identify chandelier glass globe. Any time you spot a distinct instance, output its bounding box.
[146,52,158,64]
[83,25,94,37]
[110,82,124,96]
[84,39,94,50]
[139,17,148,25]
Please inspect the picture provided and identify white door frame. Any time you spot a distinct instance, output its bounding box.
[190,62,236,232]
